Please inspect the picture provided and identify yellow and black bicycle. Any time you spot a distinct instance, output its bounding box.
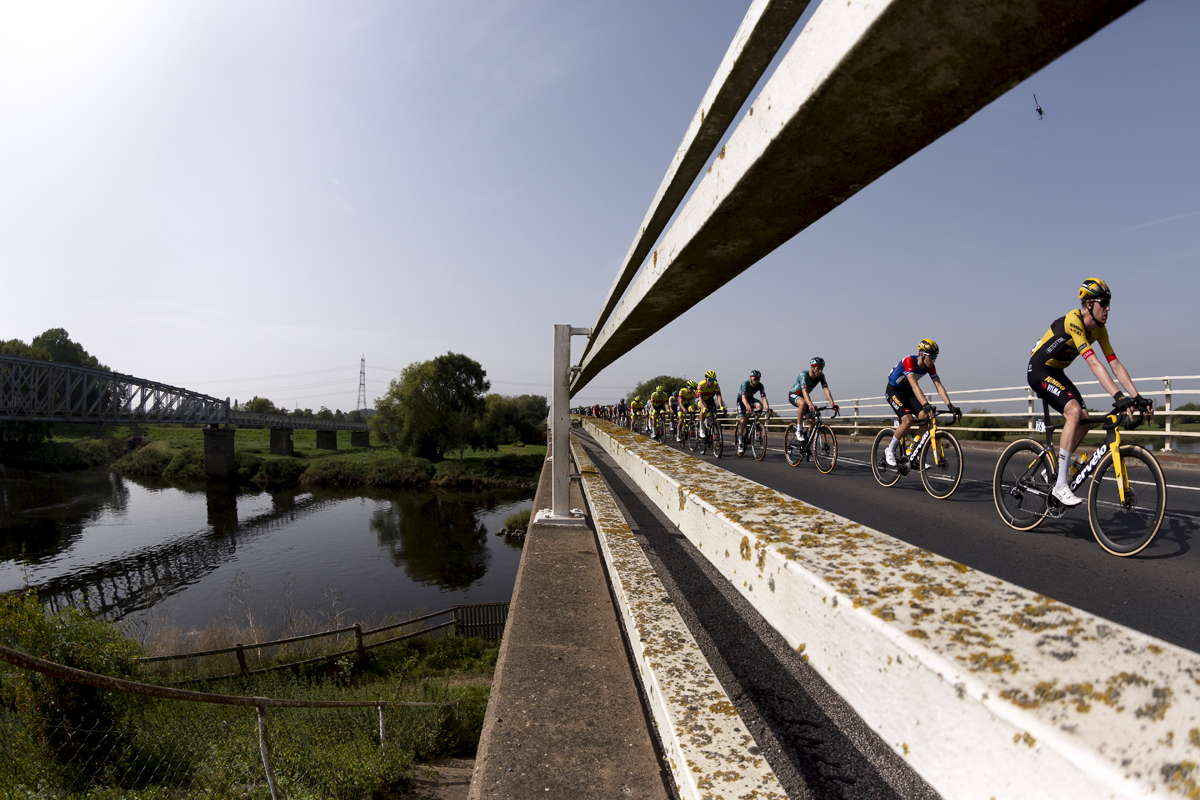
[992,399,1166,556]
[871,408,963,499]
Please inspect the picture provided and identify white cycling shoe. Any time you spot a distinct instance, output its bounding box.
[884,449,897,467]
[1051,484,1084,507]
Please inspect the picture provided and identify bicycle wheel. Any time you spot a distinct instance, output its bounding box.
[751,421,767,461]
[919,431,962,499]
[713,422,724,458]
[734,423,747,457]
[871,429,902,487]
[813,424,838,474]
[689,420,701,452]
[993,439,1055,530]
[783,424,803,467]
[1088,445,1167,556]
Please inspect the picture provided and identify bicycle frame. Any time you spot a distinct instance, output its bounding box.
[1033,402,1130,503]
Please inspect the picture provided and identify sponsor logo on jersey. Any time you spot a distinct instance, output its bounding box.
[1042,380,1062,397]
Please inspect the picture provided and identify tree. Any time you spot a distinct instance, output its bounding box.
[476,394,549,447]
[245,396,280,415]
[627,375,689,404]
[370,352,490,461]
[30,328,108,371]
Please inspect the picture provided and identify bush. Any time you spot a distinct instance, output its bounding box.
[0,591,145,770]
[956,408,1006,441]
[255,457,310,486]
[162,448,206,483]
[115,444,173,477]
[503,508,531,531]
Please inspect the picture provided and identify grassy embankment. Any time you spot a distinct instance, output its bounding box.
[8,424,545,489]
[1,590,498,798]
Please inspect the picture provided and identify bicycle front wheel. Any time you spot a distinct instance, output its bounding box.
[1088,445,1167,557]
[751,421,767,461]
[713,422,724,458]
[871,429,902,487]
[813,424,837,474]
[920,431,962,499]
[784,424,803,467]
[993,439,1054,530]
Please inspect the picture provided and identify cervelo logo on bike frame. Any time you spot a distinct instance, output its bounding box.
[1069,443,1109,493]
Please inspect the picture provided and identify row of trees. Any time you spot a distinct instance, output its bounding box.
[238,397,367,423]
[370,352,547,461]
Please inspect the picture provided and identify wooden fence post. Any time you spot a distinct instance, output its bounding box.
[255,701,282,800]
[236,643,247,674]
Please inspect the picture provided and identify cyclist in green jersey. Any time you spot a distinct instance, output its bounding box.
[789,357,839,441]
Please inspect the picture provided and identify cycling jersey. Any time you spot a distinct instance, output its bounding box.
[697,380,721,400]
[791,370,828,395]
[677,387,696,407]
[739,379,766,401]
[1030,309,1115,370]
[648,391,669,409]
[629,400,644,412]
[887,355,937,388]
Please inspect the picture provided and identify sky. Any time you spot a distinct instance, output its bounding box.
[2,0,1197,413]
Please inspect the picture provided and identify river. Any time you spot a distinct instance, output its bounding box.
[0,468,531,638]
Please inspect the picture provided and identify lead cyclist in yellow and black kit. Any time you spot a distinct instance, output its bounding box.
[1028,278,1153,508]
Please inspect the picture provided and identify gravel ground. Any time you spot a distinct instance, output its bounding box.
[574,432,941,800]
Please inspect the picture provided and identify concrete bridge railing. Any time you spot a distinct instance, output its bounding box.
[581,416,1200,799]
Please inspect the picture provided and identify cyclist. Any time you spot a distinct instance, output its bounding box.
[736,370,771,455]
[883,339,960,467]
[789,357,838,442]
[629,395,645,428]
[676,380,698,441]
[648,385,671,434]
[616,397,628,424]
[1028,278,1152,507]
[696,370,726,435]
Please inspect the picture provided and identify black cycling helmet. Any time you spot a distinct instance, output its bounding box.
[809,357,825,368]
[749,370,761,380]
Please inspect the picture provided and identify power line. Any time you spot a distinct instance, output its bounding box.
[186,365,358,384]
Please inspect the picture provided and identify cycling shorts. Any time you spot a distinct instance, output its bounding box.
[699,396,719,413]
[737,397,763,418]
[1027,362,1082,416]
[788,391,815,408]
[885,383,921,422]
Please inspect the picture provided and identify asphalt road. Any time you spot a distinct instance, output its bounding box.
[674,423,1200,653]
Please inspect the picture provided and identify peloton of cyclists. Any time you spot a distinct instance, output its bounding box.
[1028,278,1152,507]
[789,357,839,443]
[735,370,771,456]
[883,339,961,467]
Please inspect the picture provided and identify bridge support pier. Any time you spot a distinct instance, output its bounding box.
[205,481,239,534]
[203,427,237,480]
[350,430,369,447]
[270,428,294,456]
[315,430,337,450]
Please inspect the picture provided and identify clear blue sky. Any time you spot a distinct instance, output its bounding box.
[2,0,1197,411]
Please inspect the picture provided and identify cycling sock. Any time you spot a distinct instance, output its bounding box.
[887,436,900,454]
[1057,448,1072,488]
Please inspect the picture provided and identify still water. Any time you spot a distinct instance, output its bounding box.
[0,470,530,637]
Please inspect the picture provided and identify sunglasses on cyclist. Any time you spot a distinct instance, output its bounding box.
[1096,298,1110,309]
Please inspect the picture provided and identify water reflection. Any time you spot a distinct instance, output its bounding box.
[371,494,490,589]
[1,471,531,631]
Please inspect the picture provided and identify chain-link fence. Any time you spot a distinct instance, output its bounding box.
[0,644,470,799]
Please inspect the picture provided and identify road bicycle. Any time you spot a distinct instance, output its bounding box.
[649,408,669,443]
[993,399,1165,556]
[871,408,963,499]
[736,408,771,461]
[689,405,724,458]
[784,406,839,473]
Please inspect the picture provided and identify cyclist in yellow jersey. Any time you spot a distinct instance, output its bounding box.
[629,395,645,427]
[1028,278,1152,507]
[648,386,670,432]
[695,370,726,432]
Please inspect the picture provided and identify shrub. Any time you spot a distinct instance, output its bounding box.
[255,457,310,486]
[956,408,1006,441]
[503,509,531,531]
[115,445,173,477]
[162,448,206,483]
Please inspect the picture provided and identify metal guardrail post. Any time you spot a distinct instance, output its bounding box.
[378,699,386,751]
[853,400,859,438]
[545,324,591,524]
[1164,378,1174,452]
[1027,387,1034,431]
[255,700,283,800]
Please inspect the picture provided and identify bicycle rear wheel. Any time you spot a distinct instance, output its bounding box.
[783,424,802,467]
[713,422,724,458]
[751,421,767,461]
[689,420,701,452]
[813,424,837,474]
[871,429,902,487]
[1088,445,1166,557]
[919,431,962,499]
[993,439,1054,530]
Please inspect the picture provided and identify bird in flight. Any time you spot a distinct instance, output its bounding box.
[1033,94,1044,120]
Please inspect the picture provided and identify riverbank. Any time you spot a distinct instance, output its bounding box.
[2,425,544,490]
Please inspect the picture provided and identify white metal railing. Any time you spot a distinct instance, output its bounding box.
[748,375,1199,452]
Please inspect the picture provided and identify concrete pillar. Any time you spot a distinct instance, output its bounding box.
[270,428,294,456]
[351,430,370,447]
[316,430,337,450]
[205,481,239,535]
[203,427,237,480]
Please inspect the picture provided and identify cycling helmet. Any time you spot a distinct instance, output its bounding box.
[918,338,940,359]
[705,370,717,382]
[686,380,697,389]
[633,395,641,402]
[809,357,825,368]
[1079,277,1112,303]
[655,385,665,393]
[749,370,761,380]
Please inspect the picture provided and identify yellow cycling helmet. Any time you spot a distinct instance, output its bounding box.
[655,385,665,393]
[705,370,717,382]
[686,380,697,389]
[1079,277,1111,302]
[918,338,939,359]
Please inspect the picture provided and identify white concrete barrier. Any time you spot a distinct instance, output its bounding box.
[582,416,1200,800]
[570,436,787,800]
